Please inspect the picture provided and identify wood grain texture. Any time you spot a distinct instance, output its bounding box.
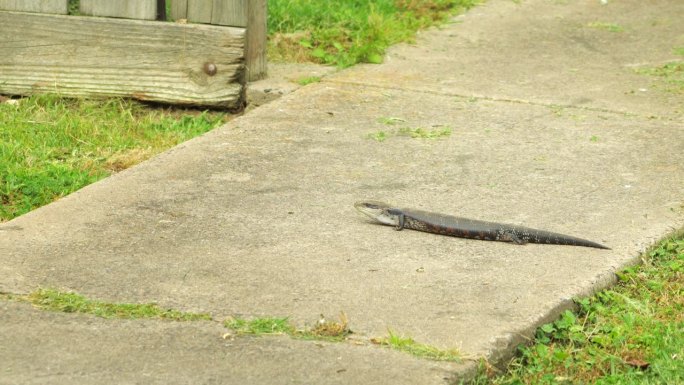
[245,0,266,80]
[0,11,246,108]
[212,0,247,27]
[0,0,67,14]
[187,0,212,24]
[80,0,157,20]
[181,0,248,27]
[154,0,264,79]
[169,0,188,21]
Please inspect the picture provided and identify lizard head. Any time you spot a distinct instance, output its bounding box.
[354,200,401,226]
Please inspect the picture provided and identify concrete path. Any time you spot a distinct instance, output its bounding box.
[2,0,683,383]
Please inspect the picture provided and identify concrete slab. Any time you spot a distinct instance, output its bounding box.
[247,62,338,107]
[329,0,684,119]
[0,302,457,385]
[1,0,683,383]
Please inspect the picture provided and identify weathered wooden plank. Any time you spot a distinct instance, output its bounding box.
[179,0,247,27]
[80,0,157,20]
[212,0,247,27]
[169,0,188,21]
[0,0,67,14]
[187,0,212,24]
[168,0,265,80]
[245,0,266,80]
[0,11,245,108]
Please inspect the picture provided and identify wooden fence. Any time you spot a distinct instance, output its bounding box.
[0,0,267,109]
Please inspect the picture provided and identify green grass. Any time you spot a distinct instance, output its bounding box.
[268,0,478,67]
[586,22,624,33]
[469,231,684,384]
[367,130,391,141]
[367,125,452,141]
[224,312,352,342]
[296,76,322,86]
[224,314,460,359]
[635,61,684,94]
[398,126,453,138]
[377,116,407,125]
[0,94,226,221]
[4,289,212,321]
[225,316,295,335]
[67,0,80,15]
[372,330,462,362]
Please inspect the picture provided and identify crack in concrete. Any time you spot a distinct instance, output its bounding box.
[323,78,681,121]
[0,289,477,364]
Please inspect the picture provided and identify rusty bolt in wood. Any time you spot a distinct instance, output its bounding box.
[203,62,217,76]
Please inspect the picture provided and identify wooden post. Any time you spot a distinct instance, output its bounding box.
[246,0,266,81]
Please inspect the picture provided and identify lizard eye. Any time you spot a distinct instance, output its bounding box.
[356,201,380,209]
